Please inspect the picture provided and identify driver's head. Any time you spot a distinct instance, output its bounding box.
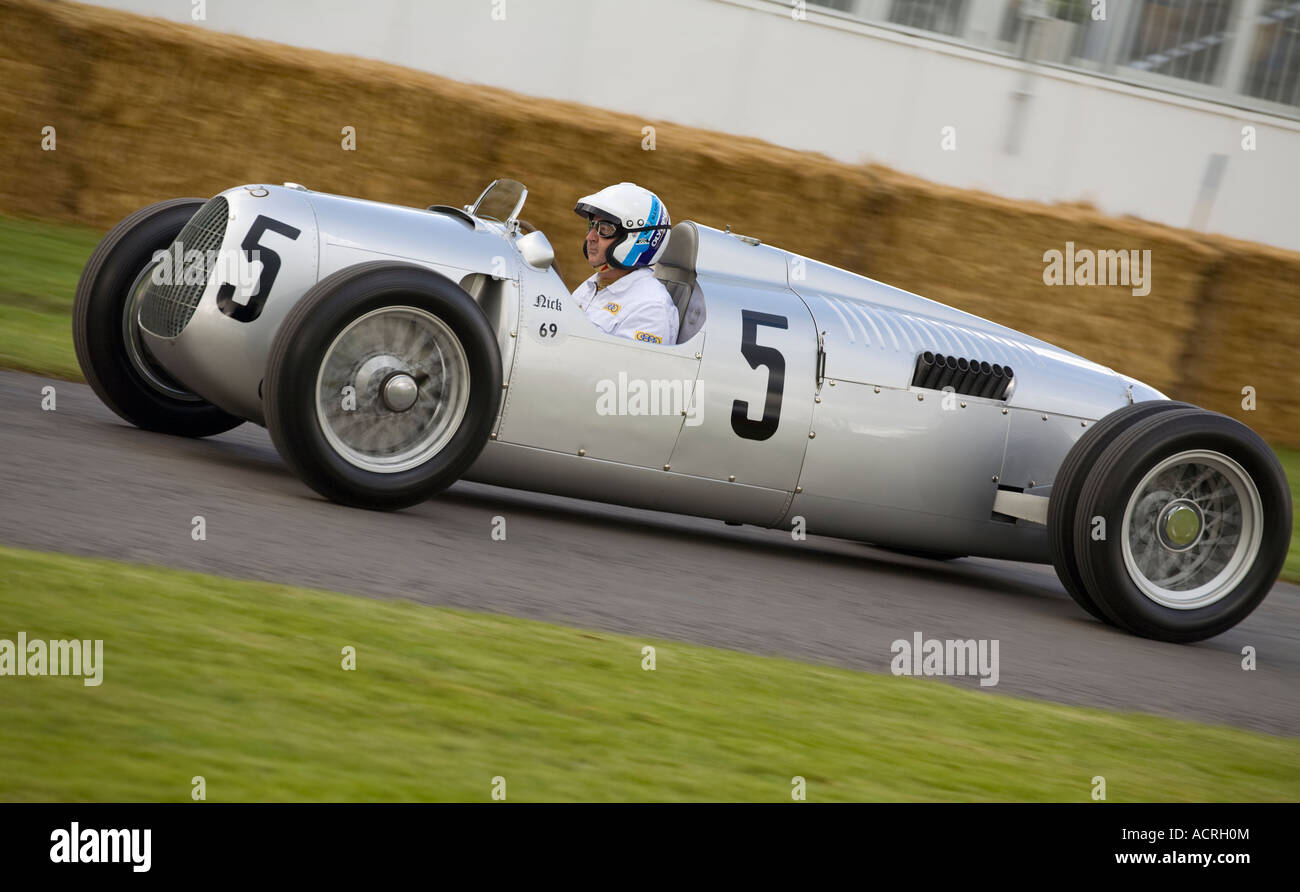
[573,183,671,272]
[581,209,621,270]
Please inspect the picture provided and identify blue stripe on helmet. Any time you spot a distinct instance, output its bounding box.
[621,195,663,267]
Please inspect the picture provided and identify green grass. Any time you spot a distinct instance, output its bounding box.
[0,214,103,380]
[1283,447,1300,584]
[0,545,1296,802]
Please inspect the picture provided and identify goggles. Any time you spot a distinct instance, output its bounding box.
[586,218,619,239]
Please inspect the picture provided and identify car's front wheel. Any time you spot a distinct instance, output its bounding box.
[263,261,502,510]
[73,198,243,437]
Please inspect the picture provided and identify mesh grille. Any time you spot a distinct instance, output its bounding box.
[139,196,230,338]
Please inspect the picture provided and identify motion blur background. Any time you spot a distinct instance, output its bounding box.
[1,0,1297,442]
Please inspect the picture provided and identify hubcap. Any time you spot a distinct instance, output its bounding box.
[1121,450,1263,610]
[314,306,470,473]
[382,373,419,412]
[1158,500,1203,551]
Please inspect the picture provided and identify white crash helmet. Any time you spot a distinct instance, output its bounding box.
[574,182,672,270]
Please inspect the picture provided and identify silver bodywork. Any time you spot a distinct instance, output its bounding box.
[140,183,1167,563]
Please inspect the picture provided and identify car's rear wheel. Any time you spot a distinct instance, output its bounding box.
[72,198,243,437]
[263,261,502,510]
[1047,400,1194,623]
[1071,408,1290,642]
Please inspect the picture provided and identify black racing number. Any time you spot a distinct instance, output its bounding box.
[731,310,787,441]
[217,215,302,323]
[538,322,558,338]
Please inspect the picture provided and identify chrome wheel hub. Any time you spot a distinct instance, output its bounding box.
[314,306,470,473]
[381,373,419,412]
[1121,450,1262,610]
[1157,499,1203,551]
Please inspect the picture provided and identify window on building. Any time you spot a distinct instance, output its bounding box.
[1242,0,1300,105]
[1123,0,1235,85]
[810,0,861,11]
[888,0,969,37]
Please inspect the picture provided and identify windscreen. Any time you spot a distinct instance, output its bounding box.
[471,179,527,222]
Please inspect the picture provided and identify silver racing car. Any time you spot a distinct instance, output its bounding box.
[73,179,1292,642]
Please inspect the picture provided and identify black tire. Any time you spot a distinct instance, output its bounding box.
[263,261,502,510]
[1048,400,1194,622]
[73,198,243,437]
[1072,408,1291,642]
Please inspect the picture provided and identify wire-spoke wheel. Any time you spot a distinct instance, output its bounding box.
[1072,408,1290,642]
[315,307,471,474]
[1121,450,1262,610]
[264,262,501,510]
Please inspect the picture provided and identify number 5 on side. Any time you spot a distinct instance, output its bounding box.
[731,310,787,441]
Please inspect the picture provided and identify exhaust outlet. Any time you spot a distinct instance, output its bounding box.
[995,365,1015,400]
[959,357,987,395]
[935,354,961,391]
[979,364,1005,399]
[912,351,937,388]
[922,353,947,389]
[950,357,971,395]
[966,360,992,397]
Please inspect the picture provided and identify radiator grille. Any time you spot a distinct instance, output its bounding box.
[139,196,229,338]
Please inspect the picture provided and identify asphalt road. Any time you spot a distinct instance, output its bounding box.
[1,370,1297,735]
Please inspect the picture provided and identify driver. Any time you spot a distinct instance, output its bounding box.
[570,183,678,345]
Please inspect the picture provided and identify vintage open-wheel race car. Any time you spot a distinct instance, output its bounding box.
[73,178,1292,643]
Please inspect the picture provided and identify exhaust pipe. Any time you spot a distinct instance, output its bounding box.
[935,354,961,391]
[922,353,947,389]
[979,364,1005,399]
[997,365,1015,400]
[913,351,937,388]
[957,357,984,395]
[950,357,971,395]
[914,350,1016,399]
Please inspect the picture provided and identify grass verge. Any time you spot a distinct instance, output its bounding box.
[0,214,102,380]
[0,545,1296,802]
